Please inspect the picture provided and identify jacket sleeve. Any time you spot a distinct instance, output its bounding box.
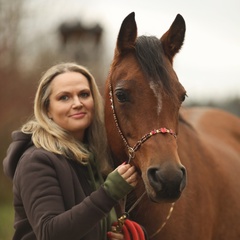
[103,170,133,201]
[14,149,119,240]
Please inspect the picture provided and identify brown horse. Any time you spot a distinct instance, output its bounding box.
[104,12,240,240]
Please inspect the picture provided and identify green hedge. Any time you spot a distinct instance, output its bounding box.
[0,203,14,240]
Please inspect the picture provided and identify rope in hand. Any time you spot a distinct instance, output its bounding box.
[109,195,175,239]
[111,192,148,239]
[111,213,147,240]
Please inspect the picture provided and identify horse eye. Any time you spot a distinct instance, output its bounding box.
[115,90,129,102]
[181,93,188,102]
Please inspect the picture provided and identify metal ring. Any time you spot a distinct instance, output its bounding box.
[128,147,135,159]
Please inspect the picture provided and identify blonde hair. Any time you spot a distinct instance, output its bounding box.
[22,62,112,172]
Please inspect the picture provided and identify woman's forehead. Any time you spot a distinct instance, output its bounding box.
[50,72,90,92]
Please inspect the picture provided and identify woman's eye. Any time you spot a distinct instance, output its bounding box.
[59,95,69,101]
[80,92,90,98]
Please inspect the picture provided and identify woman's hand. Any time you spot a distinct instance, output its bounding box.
[106,163,139,239]
[116,163,138,187]
[107,230,124,239]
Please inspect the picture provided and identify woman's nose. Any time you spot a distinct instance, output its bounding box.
[72,97,82,108]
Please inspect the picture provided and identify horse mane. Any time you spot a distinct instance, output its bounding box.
[135,35,172,93]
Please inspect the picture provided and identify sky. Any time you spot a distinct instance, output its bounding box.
[24,0,240,102]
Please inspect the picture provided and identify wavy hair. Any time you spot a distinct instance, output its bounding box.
[22,62,112,172]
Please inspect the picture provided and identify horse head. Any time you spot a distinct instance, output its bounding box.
[105,12,187,203]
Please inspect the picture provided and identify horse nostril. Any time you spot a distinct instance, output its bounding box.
[180,166,187,192]
[147,168,163,192]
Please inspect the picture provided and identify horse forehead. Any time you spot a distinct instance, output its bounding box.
[112,54,165,115]
[110,58,143,84]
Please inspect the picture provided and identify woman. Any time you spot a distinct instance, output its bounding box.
[3,62,138,240]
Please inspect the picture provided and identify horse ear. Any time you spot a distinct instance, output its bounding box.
[115,12,137,54]
[160,14,186,64]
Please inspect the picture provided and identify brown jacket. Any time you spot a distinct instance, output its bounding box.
[3,131,131,240]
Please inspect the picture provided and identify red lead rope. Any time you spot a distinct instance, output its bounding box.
[111,214,147,240]
[122,220,146,240]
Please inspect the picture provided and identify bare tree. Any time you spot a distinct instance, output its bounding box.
[0,0,25,71]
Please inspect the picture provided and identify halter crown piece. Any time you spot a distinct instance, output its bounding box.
[109,83,177,162]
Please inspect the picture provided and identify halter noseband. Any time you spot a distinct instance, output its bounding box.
[109,83,177,162]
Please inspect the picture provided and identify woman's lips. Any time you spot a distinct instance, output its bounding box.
[69,112,86,119]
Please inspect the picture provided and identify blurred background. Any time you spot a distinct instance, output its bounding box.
[1,0,239,238]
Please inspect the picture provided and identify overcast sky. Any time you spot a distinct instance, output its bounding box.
[25,0,240,102]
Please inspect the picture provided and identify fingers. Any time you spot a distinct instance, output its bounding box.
[117,163,138,187]
[126,172,138,187]
[107,231,124,239]
[117,163,134,177]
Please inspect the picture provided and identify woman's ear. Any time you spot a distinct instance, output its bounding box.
[47,112,53,120]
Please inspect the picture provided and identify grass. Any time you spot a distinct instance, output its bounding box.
[0,202,14,240]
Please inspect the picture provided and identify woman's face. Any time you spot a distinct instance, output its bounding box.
[47,71,94,141]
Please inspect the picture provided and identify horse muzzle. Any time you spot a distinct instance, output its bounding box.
[147,163,187,203]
